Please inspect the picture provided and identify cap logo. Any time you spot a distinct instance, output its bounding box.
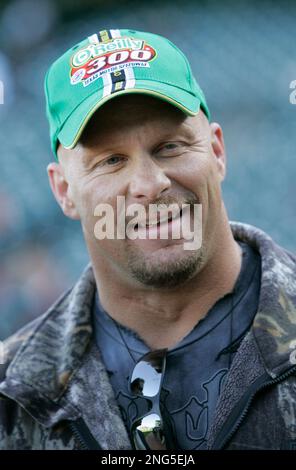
[70,37,156,87]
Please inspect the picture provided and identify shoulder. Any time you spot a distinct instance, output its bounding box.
[0,279,76,385]
[0,286,76,450]
[0,315,45,383]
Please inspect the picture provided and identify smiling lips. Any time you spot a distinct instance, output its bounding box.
[135,208,183,230]
[132,207,188,241]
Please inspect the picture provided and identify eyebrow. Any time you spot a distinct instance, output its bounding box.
[153,124,197,148]
[162,122,197,140]
[80,149,104,168]
[79,119,198,166]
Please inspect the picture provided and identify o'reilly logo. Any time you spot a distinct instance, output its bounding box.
[72,38,146,67]
[70,37,156,86]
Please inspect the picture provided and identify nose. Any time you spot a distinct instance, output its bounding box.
[128,157,171,201]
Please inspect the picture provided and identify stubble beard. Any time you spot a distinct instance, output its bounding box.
[126,243,206,289]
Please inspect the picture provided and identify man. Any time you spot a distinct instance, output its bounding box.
[0,28,296,450]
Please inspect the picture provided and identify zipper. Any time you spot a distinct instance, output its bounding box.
[211,366,296,449]
[69,418,103,450]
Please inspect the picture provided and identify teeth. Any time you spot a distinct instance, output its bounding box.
[137,209,182,229]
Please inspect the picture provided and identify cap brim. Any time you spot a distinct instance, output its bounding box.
[58,80,202,150]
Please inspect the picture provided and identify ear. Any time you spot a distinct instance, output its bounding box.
[210,123,227,182]
[47,162,80,220]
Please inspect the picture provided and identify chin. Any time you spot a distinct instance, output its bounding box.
[127,246,205,289]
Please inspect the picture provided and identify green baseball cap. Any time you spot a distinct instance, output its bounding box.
[45,28,210,160]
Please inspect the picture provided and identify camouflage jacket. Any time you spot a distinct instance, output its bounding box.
[1,221,296,450]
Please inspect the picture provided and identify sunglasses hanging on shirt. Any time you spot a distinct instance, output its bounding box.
[129,348,168,450]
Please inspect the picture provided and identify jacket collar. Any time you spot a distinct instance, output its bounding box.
[230,221,296,377]
[1,221,296,436]
[0,264,131,448]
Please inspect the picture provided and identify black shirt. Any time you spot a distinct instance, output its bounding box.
[93,241,261,449]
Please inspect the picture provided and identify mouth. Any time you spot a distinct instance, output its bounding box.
[134,207,183,231]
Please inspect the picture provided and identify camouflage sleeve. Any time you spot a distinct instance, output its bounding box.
[0,395,79,449]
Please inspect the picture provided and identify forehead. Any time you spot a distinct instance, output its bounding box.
[79,94,193,145]
[57,95,208,164]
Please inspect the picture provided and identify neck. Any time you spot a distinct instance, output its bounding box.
[91,220,242,350]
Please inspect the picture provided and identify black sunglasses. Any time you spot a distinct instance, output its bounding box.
[129,348,168,450]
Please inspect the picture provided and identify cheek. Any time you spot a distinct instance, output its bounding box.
[177,156,223,219]
[205,163,224,221]
[174,155,211,194]
[76,178,123,233]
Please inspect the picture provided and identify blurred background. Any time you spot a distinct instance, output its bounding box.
[0,0,295,339]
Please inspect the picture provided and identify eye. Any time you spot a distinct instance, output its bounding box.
[104,155,125,166]
[160,143,179,150]
[156,142,184,155]
[89,154,126,173]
